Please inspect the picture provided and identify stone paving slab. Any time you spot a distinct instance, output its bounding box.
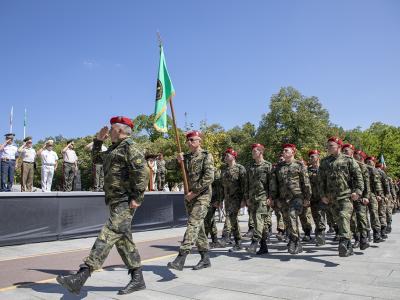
[0,214,399,299]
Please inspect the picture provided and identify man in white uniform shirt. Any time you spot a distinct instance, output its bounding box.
[18,136,37,192]
[0,133,19,192]
[38,140,58,192]
[62,140,78,191]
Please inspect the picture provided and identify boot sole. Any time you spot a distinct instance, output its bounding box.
[192,264,211,270]
[117,284,146,295]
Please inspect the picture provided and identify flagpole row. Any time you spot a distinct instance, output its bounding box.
[169,97,189,195]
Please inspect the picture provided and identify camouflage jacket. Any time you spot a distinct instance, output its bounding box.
[270,160,311,201]
[377,168,391,196]
[319,153,364,201]
[166,149,215,201]
[357,161,371,200]
[156,159,166,174]
[211,169,223,205]
[92,138,148,206]
[366,165,383,197]
[246,160,272,213]
[308,165,320,202]
[221,163,247,211]
[389,177,397,199]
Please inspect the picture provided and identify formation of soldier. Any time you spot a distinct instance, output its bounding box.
[56,121,399,296]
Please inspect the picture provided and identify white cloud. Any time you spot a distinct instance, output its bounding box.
[83,60,99,69]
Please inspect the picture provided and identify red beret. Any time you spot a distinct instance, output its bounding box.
[327,136,343,146]
[342,143,355,151]
[354,150,367,160]
[365,156,376,162]
[225,148,238,158]
[283,143,297,151]
[110,116,134,129]
[251,143,265,150]
[308,150,320,156]
[186,130,202,139]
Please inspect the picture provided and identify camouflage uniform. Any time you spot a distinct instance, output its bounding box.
[270,160,311,244]
[204,169,222,243]
[84,137,148,272]
[319,153,363,256]
[388,177,397,231]
[377,168,390,235]
[366,165,383,241]
[221,163,247,243]
[308,165,327,239]
[167,149,215,254]
[350,161,370,247]
[156,159,166,191]
[247,160,273,246]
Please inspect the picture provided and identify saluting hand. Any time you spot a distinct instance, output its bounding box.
[97,126,109,141]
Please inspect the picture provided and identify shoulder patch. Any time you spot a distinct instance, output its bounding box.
[135,158,143,165]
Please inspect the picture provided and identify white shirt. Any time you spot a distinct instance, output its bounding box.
[41,149,58,165]
[1,144,18,160]
[21,147,36,163]
[63,149,78,163]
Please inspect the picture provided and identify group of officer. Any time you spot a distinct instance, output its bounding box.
[55,117,398,296]
[0,133,79,192]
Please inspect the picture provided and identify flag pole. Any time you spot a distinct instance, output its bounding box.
[157,32,189,194]
[10,106,14,133]
[169,96,189,195]
[23,108,27,139]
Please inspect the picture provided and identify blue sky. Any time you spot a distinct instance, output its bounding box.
[1,1,399,141]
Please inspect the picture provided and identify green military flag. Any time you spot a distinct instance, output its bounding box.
[153,45,175,133]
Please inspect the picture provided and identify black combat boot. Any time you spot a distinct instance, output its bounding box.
[386,222,392,234]
[117,267,146,295]
[353,233,360,249]
[229,238,242,252]
[315,231,326,246]
[246,240,258,254]
[167,251,188,271]
[256,239,268,255]
[276,229,284,241]
[218,234,232,248]
[294,239,303,254]
[288,238,297,255]
[302,229,312,242]
[381,226,388,239]
[209,235,221,248]
[338,238,353,257]
[242,228,254,239]
[373,229,384,243]
[56,264,91,295]
[359,236,370,250]
[193,251,211,270]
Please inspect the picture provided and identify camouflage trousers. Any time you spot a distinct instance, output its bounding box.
[251,207,272,242]
[226,207,241,241]
[299,206,313,234]
[180,199,209,253]
[156,172,166,191]
[278,198,303,240]
[330,197,353,240]
[378,196,387,227]
[350,201,369,239]
[222,210,232,237]
[204,205,218,239]
[63,162,76,192]
[367,194,381,232]
[84,201,141,272]
[326,204,336,228]
[94,163,104,192]
[247,208,255,230]
[310,201,327,233]
[274,206,285,232]
[386,195,394,225]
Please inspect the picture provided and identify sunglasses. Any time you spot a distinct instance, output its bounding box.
[186,138,199,142]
